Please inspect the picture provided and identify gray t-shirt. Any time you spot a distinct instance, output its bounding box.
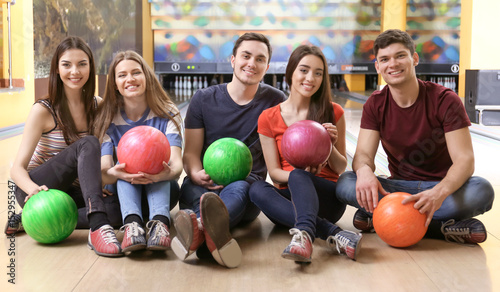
[185,83,286,182]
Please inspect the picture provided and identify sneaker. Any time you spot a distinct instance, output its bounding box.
[4,212,24,235]
[200,192,241,268]
[172,209,205,260]
[146,220,171,251]
[327,230,363,261]
[281,228,313,263]
[87,224,123,257]
[119,222,147,253]
[353,209,374,232]
[441,218,487,244]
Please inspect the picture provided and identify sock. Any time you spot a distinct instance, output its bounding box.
[88,212,109,232]
[424,219,445,240]
[152,215,170,227]
[124,214,143,226]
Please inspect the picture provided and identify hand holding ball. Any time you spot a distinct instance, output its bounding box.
[373,192,428,247]
[22,189,78,244]
[203,138,253,186]
[117,126,171,174]
[281,120,332,169]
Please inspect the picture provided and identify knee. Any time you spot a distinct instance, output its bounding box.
[289,168,311,181]
[80,135,100,151]
[469,176,495,209]
[249,180,269,202]
[336,171,357,199]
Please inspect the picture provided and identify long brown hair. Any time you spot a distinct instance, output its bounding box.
[95,50,181,140]
[47,36,96,144]
[285,45,334,124]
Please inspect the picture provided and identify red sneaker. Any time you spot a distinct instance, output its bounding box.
[119,222,147,253]
[87,224,123,257]
[200,192,241,268]
[281,228,313,263]
[172,209,205,260]
[146,220,171,251]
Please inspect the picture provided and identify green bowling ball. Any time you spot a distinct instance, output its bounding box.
[22,189,78,244]
[203,138,253,186]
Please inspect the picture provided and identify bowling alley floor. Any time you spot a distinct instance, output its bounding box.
[0,94,499,292]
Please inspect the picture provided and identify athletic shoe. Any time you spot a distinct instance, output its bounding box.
[172,209,205,260]
[87,224,123,257]
[146,220,171,251]
[441,218,487,244]
[353,209,374,232]
[200,192,241,268]
[4,212,24,235]
[281,228,313,263]
[327,230,363,261]
[119,222,147,253]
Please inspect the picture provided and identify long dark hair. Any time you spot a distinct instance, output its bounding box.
[285,45,334,124]
[47,36,96,144]
[94,50,181,141]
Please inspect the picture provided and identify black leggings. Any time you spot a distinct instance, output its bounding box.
[15,136,108,221]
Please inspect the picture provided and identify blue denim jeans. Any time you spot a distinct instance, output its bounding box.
[336,171,494,221]
[117,179,172,222]
[179,177,260,228]
[249,169,346,240]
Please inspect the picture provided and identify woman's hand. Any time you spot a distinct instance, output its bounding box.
[24,184,49,203]
[322,123,338,145]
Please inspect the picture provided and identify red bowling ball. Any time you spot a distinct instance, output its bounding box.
[117,126,171,174]
[281,120,332,169]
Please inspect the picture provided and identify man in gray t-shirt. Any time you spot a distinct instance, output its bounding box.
[172,33,286,268]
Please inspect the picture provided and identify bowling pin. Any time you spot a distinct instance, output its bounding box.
[193,76,198,90]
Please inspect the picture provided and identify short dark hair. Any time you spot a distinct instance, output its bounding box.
[373,29,415,58]
[232,32,272,63]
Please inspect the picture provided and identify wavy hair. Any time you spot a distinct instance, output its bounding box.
[95,50,181,140]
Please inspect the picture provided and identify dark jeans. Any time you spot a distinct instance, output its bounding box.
[15,136,106,216]
[179,177,260,228]
[249,169,346,241]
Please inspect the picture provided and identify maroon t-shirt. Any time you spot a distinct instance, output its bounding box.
[361,79,471,181]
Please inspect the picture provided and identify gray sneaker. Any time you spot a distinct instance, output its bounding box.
[441,218,487,244]
[327,230,363,261]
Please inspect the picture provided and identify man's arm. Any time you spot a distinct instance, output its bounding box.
[403,127,474,225]
[183,128,222,189]
[352,128,389,212]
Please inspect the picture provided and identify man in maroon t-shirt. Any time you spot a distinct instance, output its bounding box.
[336,29,494,245]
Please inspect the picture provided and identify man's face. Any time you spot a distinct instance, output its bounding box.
[375,42,419,87]
[231,40,270,86]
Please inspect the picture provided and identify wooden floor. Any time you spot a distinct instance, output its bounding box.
[1,115,500,291]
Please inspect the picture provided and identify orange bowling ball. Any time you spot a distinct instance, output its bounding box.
[373,192,428,247]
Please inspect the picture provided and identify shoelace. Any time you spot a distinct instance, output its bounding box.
[8,213,22,228]
[147,221,169,240]
[288,228,307,248]
[366,217,373,229]
[441,219,470,244]
[120,222,144,238]
[100,225,120,244]
[197,218,204,232]
[331,233,349,254]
